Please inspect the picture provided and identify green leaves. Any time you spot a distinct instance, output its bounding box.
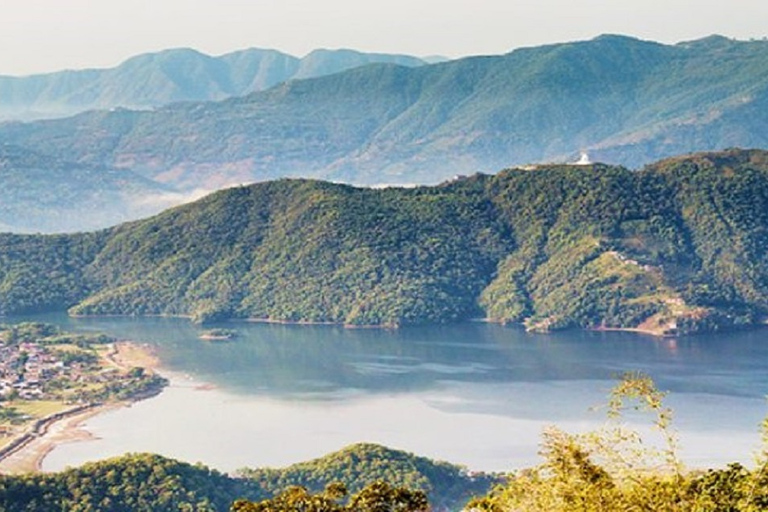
[237,443,497,511]
[0,453,247,512]
[4,149,768,334]
[0,447,482,512]
[232,481,428,512]
[469,375,768,512]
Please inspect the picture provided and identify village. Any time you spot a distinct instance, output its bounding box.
[0,339,117,403]
[0,323,167,447]
[0,341,62,401]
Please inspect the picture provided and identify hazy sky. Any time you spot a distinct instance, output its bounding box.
[2,0,767,76]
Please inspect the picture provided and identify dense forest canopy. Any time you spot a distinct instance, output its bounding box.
[2,149,768,335]
[0,444,493,512]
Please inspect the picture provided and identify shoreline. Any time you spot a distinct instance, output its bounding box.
[0,404,120,474]
[0,341,166,475]
[588,325,675,338]
[45,311,740,338]
[68,312,681,337]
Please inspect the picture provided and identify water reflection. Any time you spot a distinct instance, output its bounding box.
[11,314,768,401]
[6,314,768,472]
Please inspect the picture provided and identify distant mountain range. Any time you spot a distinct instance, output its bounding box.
[2,34,767,197]
[0,48,433,121]
[3,149,768,335]
[2,34,768,233]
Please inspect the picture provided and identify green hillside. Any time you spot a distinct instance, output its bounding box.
[1,149,768,334]
[0,445,491,511]
[240,443,499,510]
[2,35,768,191]
[480,149,768,334]
[238,443,496,510]
[0,453,248,511]
[63,177,512,326]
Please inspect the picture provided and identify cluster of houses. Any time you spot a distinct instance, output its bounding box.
[0,342,71,401]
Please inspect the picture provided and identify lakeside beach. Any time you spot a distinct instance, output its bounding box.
[0,341,164,475]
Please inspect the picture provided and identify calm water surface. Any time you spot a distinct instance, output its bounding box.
[8,314,768,472]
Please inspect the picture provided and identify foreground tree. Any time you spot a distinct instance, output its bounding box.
[469,373,768,512]
[231,481,429,512]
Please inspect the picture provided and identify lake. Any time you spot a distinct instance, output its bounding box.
[7,314,768,473]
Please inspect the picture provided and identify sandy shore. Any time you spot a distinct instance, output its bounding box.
[0,405,121,475]
[0,341,164,475]
[98,340,161,371]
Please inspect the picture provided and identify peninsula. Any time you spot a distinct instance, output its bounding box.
[0,323,167,474]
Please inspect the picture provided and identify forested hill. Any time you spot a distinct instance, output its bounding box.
[2,148,768,335]
[239,443,496,510]
[0,444,492,511]
[2,35,768,189]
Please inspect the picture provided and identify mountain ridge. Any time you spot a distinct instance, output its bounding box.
[0,47,430,121]
[2,34,766,195]
[0,443,492,511]
[2,148,768,335]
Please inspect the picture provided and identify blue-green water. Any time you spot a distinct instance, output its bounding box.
[8,314,768,472]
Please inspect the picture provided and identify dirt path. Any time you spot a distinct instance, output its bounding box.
[0,405,112,474]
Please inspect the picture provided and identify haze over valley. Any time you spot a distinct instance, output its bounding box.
[3,34,768,233]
